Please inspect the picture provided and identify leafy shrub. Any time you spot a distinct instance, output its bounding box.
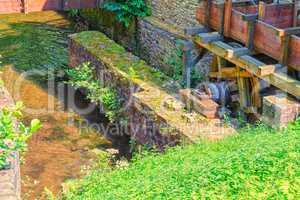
[102,0,151,27]
[0,102,41,169]
[65,63,121,122]
[67,9,80,19]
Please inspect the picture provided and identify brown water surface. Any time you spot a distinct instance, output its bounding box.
[1,62,119,200]
[0,11,130,199]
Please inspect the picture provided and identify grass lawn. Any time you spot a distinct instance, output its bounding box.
[63,120,300,200]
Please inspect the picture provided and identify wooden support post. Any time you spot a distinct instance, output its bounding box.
[204,0,212,29]
[250,77,261,108]
[210,67,252,78]
[243,14,257,51]
[182,41,194,88]
[236,67,248,109]
[218,3,225,38]
[258,1,266,21]
[217,56,223,79]
[279,34,290,66]
[293,0,299,27]
[224,0,232,37]
[210,55,219,73]
[23,0,28,14]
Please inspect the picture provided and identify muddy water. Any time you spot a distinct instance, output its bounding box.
[0,66,129,200]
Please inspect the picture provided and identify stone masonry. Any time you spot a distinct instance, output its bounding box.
[262,94,300,128]
[0,87,20,200]
[0,153,21,200]
[69,31,235,148]
[147,0,200,29]
[138,17,186,76]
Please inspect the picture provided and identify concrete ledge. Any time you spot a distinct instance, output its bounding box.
[0,86,21,200]
[0,153,21,200]
[69,31,236,147]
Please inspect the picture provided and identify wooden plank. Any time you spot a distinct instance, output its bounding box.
[227,47,250,58]
[184,26,208,36]
[198,32,222,44]
[278,27,300,37]
[210,67,252,78]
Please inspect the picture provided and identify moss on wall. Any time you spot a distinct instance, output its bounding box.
[80,8,137,51]
[70,31,170,89]
[69,31,236,144]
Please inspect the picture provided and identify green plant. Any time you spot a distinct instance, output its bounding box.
[166,42,203,88]
[65,63,121,122]
[0,102,41,169]
[68,9,80,18]
[102,0,151,27]
[65,62,95,88]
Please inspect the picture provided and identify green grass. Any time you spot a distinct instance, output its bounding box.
[63,120,300,200]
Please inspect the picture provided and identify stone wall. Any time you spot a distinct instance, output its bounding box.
[147,0,200,29]
[68,31,235,148]
[0,153,21,200]
[80,8,138,52]
[79,1,208,80]
[0,88,20,200]
[138,17,185,76]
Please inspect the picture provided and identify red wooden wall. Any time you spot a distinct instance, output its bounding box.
[0,0,98,14]
[0,0,23,13]
[196,1,300,70]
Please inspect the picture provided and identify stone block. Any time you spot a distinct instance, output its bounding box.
[262,94,300,128]
[179,89,219,119]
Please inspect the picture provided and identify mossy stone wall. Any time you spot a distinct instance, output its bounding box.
[69,31,235,148]
[80,8,138,52]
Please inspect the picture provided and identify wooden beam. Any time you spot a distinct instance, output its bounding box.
[278,27,300,37]
[227,47,250,59]
[198,32,222,44]
[184,27,208,36]
[210,67,252,78]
